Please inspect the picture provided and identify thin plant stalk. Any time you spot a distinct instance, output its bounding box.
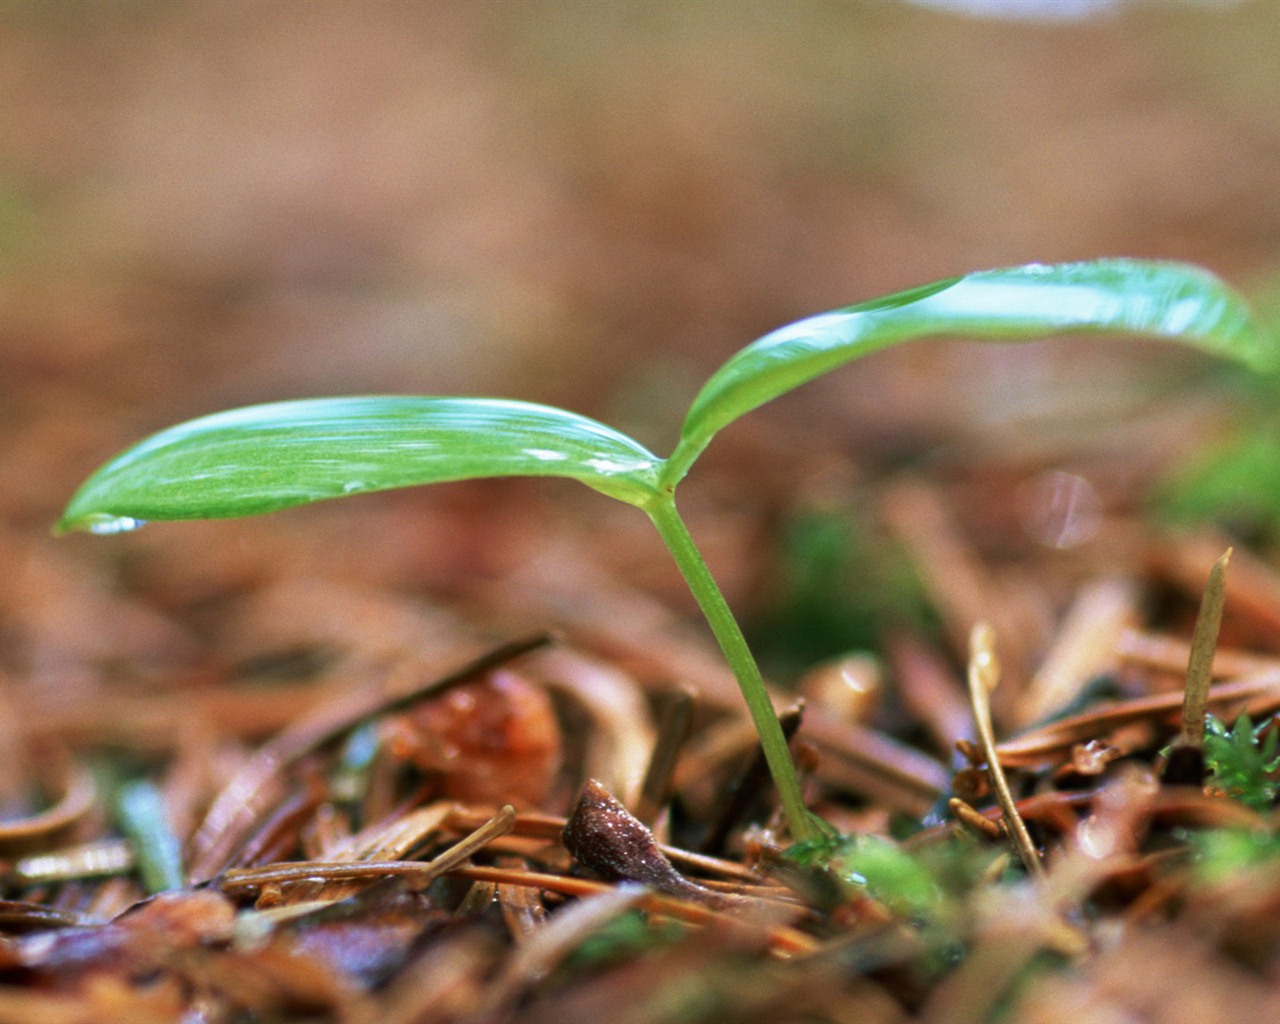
[1162,547,1232,786]
[646,498,820,842]
[967,623,1043,878]
[1180,547,1232,748]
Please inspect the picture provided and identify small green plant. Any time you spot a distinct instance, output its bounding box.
[786,831,942,918]
[1189,826,1280,883]
[1203,712,1280,812]
[58,260,1277,843]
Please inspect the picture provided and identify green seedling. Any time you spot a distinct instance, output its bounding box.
[58,260,1277,843]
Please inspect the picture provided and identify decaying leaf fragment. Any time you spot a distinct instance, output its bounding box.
[385,669,561,808]
[562,779,730,908]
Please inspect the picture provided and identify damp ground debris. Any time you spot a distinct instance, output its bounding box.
[6,417,1280,1022]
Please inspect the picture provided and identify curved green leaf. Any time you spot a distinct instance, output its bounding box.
[57,397,663,533]
[663,260,1277,487]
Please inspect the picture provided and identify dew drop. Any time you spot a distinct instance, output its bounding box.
[85,515,147,535]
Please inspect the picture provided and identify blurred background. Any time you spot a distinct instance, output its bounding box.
[3,0,1280,700]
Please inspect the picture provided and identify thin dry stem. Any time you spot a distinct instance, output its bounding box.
[967,623,1044,879]
[448,864,818,954]
[995,673,1280,767]
[222,805,516,897]
[1180,548,1231,748]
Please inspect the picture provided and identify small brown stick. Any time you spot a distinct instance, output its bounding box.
[289,802,456,903]
[967,624,1043,879]
[1163,549,1230,786]
[948,797,1004,841]
[447,864,818,954]
[223,859,473,892]
[5,839,134,886]
[0,899,96,930]
[222,805,516,896]
[1181,548,1232,749]
[994,673,1280,767]
[914,781,1267,849]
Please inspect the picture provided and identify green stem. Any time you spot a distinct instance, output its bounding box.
[646,496,818,842]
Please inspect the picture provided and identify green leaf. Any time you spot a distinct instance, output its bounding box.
[57,397,664,533]
[663,260,1278,487]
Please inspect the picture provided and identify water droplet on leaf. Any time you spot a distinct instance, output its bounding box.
[85,515,147,535]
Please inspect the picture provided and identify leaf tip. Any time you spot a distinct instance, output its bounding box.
[54,507,147,537]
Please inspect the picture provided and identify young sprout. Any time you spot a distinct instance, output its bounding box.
[1203,713,1280,812]
[58,260,1277,843]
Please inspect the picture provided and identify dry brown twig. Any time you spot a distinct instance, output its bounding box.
[967,623,1044,879]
